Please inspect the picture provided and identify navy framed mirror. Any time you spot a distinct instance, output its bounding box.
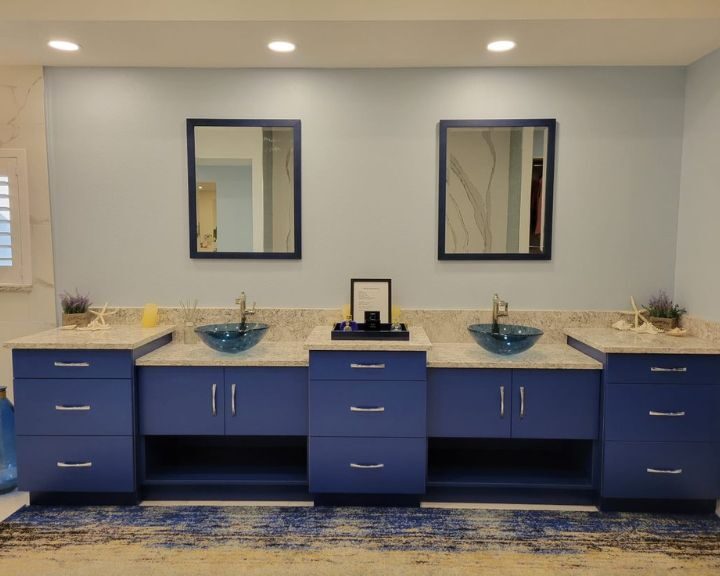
[187,118,301,259]
[438,119,556,260]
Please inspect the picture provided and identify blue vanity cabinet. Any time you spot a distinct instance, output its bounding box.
[138,367,308,436]
[428,368,600,440]
[308,350,427,495]
[139,367,225,435]
[568,339,720,505]
[12,337,171,498]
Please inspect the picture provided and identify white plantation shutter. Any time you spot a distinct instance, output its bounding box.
[0,150,32,287]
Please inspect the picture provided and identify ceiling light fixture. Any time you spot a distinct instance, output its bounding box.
[487,40,516,53]
[268,41,296,53]
[48,40,80,52]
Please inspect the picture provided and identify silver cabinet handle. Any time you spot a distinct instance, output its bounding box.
[499,385,505,418]
[519,386,525,418]
[350,363,386,369]
[350,463,385,469]
[55,405,91,411]
[649,410,686,417]
[231,383,237,417]
[650,367,687,373]
[54,362,90,368]
[350,406,385,412]
[57,461,92,468]
[647,468,683,475]
[211,383,217,416]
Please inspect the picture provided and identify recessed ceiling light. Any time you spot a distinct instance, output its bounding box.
[268,41,296,53]
[48,40,80,52]
[487,40,516,53]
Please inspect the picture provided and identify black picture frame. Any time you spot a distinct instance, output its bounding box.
[350,278,392,323]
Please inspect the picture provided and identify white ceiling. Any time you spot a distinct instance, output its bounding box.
[1,0,720,68]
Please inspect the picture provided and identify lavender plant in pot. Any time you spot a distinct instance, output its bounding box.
[643,290,686,331]
[60,290,91,327]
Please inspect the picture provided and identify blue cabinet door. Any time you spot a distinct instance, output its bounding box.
[13,349,132,379]
[511,370,600,440]
[309,437,426,494]
[139,367,224,435]
[605,354,719,384]
[309,351,426,381]
[224,367,308,436]
[309,379,426,438]
[15,378,133,436]
[604,384,719,442]
[427,369,511,438]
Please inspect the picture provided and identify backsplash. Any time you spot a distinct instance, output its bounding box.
[100,307,634,344]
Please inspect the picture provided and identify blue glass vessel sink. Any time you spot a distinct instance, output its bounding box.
[195,323,268,353]
[468,324,543,355]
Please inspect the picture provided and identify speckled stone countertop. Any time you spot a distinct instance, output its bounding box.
[565,327,720,354]
[137,341,309,367]
[304,326,432,352]
[4,325,175,350]
[428,343,602,369]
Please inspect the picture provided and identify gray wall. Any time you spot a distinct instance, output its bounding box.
[675,49,720,321]
[45,67,685,309]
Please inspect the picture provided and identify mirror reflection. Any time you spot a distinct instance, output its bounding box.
[187,120,301,259]
[438,119,556,260]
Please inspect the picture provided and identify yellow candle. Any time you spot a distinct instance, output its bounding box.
[141,303,159,327]
[391,305,401,323]
[342,303,351,321]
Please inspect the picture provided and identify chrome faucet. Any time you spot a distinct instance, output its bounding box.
[492,293,509,333]
[235,292,256,327]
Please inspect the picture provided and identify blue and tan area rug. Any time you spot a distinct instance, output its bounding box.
[1,505,719,575]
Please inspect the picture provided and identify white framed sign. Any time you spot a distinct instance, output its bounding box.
[351,278,392,323]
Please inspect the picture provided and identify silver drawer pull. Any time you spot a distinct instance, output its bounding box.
[350,363,386,369]
[647,468,683,475]
[54,362,90,368]
[649,410,686,417]
[650,367,687,373]
[57,461,93,468]
[519,386,525,418]
[350,463,385,469]
[499,385,505,418]
[55,405,91,411]
[350,406,385,413]
[211,383,217,416]
[231,383,237,417]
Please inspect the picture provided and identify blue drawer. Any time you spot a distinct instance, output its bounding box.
[511,370,600,440]
[428,369,511,438]
[309,351,426,381]
[604,384,719,442]
[13,349,132,379]
[309,380,426,438]
[225,367,308,436]
[139,367,225,435]
[605,354,720,384]
[602,441,719,499]
[16,436,135,493]
[14,379,133,436]
[309,437,426,494]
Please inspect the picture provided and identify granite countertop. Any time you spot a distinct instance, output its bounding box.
[137,341,309,367]
[428,343,602,369]
[565,327,720,354]
[4,325,175,350]
[304,325,432,352]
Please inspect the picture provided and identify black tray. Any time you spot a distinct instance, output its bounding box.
[331,322,410,341]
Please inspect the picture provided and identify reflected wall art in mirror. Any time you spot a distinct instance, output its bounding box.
[438,119,556,260]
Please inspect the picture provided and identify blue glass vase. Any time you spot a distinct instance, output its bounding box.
[0,386,17,494]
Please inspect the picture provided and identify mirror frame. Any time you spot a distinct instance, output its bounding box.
[187,118,302,259]
[438,118,556,261]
